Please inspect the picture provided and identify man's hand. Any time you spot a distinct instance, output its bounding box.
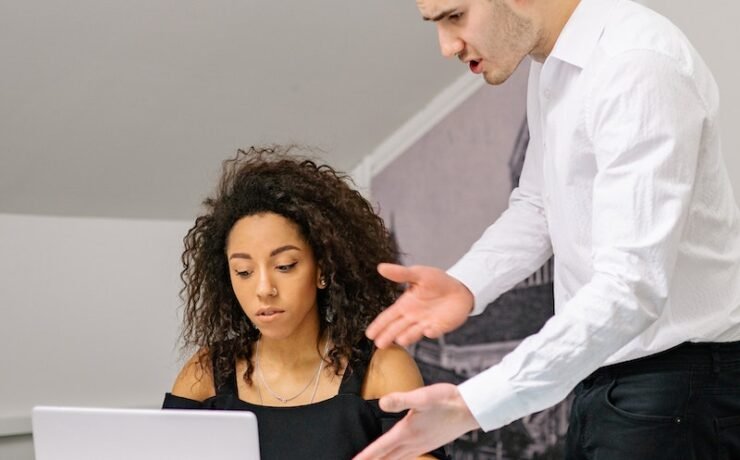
[353,383,479,460]
[367,263,474,348]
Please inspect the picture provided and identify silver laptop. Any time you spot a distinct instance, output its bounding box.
[32,406,260,460]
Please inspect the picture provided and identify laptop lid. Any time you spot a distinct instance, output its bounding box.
[32,406,260,460]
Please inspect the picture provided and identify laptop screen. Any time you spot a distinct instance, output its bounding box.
[32,406,259,460]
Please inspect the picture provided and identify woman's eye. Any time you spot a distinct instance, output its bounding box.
[276,262,297,272]
[234,270,252,278]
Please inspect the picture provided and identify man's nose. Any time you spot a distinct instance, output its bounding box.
[438,26,464,58]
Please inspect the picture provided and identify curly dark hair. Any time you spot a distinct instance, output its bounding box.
[180,145,400,386]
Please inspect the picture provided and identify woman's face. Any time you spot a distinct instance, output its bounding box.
[226,212,322,339]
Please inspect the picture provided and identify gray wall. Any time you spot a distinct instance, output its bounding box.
[371,63,528,268]
[0,435,34,460]
[0,214,189,458]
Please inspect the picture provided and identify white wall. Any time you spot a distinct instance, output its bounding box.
[0,214,191,458]
[641,0,740,203]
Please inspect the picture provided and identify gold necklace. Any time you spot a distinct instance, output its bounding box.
[255,337,330,404]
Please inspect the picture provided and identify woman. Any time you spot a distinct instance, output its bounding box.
[164,146,446,459]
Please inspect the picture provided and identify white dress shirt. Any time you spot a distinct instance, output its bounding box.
[448,0,740,431]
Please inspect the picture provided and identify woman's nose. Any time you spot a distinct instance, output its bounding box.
[255,272,277,299]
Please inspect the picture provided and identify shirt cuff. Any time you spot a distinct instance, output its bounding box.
[457,365,527,432]
[447,258,503,316]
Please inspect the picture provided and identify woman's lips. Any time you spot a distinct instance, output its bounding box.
[256,307,285,322]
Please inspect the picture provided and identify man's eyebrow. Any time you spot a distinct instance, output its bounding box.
[228,245,301,260]
[423,8,457,22]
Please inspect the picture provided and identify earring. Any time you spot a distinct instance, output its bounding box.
[319,277,327,289]
[325,305,335,324]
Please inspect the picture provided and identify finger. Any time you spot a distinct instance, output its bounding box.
[381,446,418,460]
[365,304,404,341]
[423,324,443,339]
[376,446,414,460]
[377,263,419,284]
[372,314,416,349]
[379,386,432,413]
[352,416,411,460]
[378,392,408,413]
[352,431,400,459]
[353,438,393,460]
[395,323,425,347]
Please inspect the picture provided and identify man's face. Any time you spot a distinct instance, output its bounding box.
[417,0,540,85]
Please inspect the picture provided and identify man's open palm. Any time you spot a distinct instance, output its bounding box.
[367,263,474,348]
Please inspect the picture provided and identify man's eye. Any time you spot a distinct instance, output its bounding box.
[449,12,463,21]
[276,262,297,272]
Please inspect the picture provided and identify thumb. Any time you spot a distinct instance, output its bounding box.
[378,386,430,413]
[377,263,419,284]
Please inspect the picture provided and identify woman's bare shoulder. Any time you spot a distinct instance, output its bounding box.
[362,344,424,400]
[170,349,216,401]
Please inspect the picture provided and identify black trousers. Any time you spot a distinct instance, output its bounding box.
[564,341,740,460]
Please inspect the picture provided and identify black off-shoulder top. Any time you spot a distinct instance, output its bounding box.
[162,342,448,460]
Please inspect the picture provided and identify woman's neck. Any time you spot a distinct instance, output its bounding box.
[258,321,326,370]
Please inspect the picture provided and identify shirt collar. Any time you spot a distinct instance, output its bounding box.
[548,0,618,69]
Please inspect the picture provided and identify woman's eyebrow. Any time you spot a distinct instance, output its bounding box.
[228,245,301,260]
[270,245,301,257]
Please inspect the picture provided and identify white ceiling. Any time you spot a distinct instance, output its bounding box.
[0,0,465,220]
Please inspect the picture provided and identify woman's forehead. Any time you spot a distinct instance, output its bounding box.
[226,213,310,256]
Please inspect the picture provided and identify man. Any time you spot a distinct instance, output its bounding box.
[354,0,740,459]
